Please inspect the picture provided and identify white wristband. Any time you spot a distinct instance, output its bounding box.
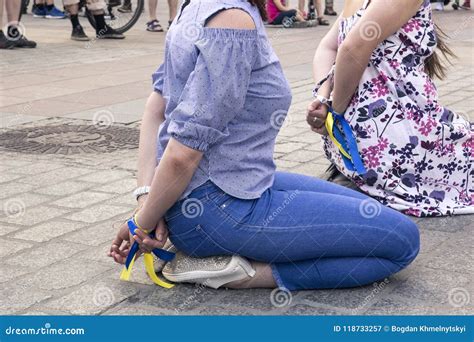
[133,186,150,201]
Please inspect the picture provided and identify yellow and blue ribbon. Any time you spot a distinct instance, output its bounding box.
[120,217,175,288]
[325,108,366,175]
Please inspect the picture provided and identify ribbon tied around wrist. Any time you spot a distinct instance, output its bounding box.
[325,108,367,175]
[119,217,175,288]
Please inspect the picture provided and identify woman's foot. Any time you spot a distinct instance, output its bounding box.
[162,252,256,289]
[153,239,178,272]
[317,17,330,26]
[147,20,164,32]
[324,7,337,16]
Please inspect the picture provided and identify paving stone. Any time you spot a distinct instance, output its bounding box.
[16,258,112,291]
[76,242,112,264]
[290,161,329,177]
[12,219,87,242]
[77,169,132,183]
[275,159,301,170]
[0,205,69,226]
[6,162,65,175]
[0,182,36,200]
[65,204,131,224]
[369,294,472,315]
[417,216,473,233]
[95,178,137,194]
[274,141,307,154]
[0,285,53,314]
[51,191,116,209]
[389,266,471,305]
[299,279,395,312]
[0,193,52,216]
[282,304,341,315]
[5,240,88,268]
[0,223,22,236]
[424,234,474,274]
[280,149,320,163]
[41,278,139,315]
[17,166,94,186]
[64,220,124,247]
[103,305,175,316]
[0,238,33,258]
[0,173,23,183]
[107,193,136,207]
[33,180,95,197]
[127,283,223,311]
[0,264,34,284]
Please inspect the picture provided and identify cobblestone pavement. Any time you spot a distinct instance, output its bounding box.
[0,1,472,315]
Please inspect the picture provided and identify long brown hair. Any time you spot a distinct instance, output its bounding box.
[425,23,456,80]
[248,0,267,21]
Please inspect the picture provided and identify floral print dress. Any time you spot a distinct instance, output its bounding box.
[322,0,473,216]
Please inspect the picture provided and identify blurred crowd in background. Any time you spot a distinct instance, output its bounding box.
[0,0,471,50]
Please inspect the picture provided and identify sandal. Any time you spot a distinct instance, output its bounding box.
[324,8,338,16]
[146,19,164,32]
[317,17,330,26]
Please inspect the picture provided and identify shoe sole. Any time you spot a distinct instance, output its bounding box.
[96,36,125,39]
[71,37,90,41]
[162,256,256,288]
[33,14,46,18]
[45,16,66,19]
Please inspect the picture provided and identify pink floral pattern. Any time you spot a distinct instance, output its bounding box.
[323,0,474,216]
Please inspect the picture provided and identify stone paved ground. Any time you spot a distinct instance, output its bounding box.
[0,0,472,315]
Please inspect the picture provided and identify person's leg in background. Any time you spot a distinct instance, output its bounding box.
[167,0,177,28]
[64,0,90,40]
[269,9,306,25]
[0,0,15,49]
[324,0,337,15]
[3,0,37,48]
[297,0,307,18]
[64,0,125,40]
[45,0,66,18]
[146,0,163,32]
[34,0,66,18]
[87,0,124,38]
[118,0,132,13]
[313,0,329,25]
[32,0,47,17]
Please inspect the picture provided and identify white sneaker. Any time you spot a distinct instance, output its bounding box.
[434,2,444,10]
[162,252,256,289]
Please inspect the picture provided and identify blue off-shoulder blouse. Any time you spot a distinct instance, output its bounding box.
[152,0,292,199]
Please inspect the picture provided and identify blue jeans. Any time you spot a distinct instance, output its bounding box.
[164,172,420,290]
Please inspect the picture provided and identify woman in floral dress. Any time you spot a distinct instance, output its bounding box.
[308,0,473,217]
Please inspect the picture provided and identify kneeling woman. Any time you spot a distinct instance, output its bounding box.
[109,0,419,290]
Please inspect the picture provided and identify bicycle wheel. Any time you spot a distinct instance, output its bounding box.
[86,0,144,34]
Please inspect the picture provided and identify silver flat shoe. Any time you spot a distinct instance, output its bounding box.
[162,252,255,289]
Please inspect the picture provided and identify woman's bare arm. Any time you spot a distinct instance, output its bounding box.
[137,92,166,187]
[312,15,341,97]
[331,0,423,113]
